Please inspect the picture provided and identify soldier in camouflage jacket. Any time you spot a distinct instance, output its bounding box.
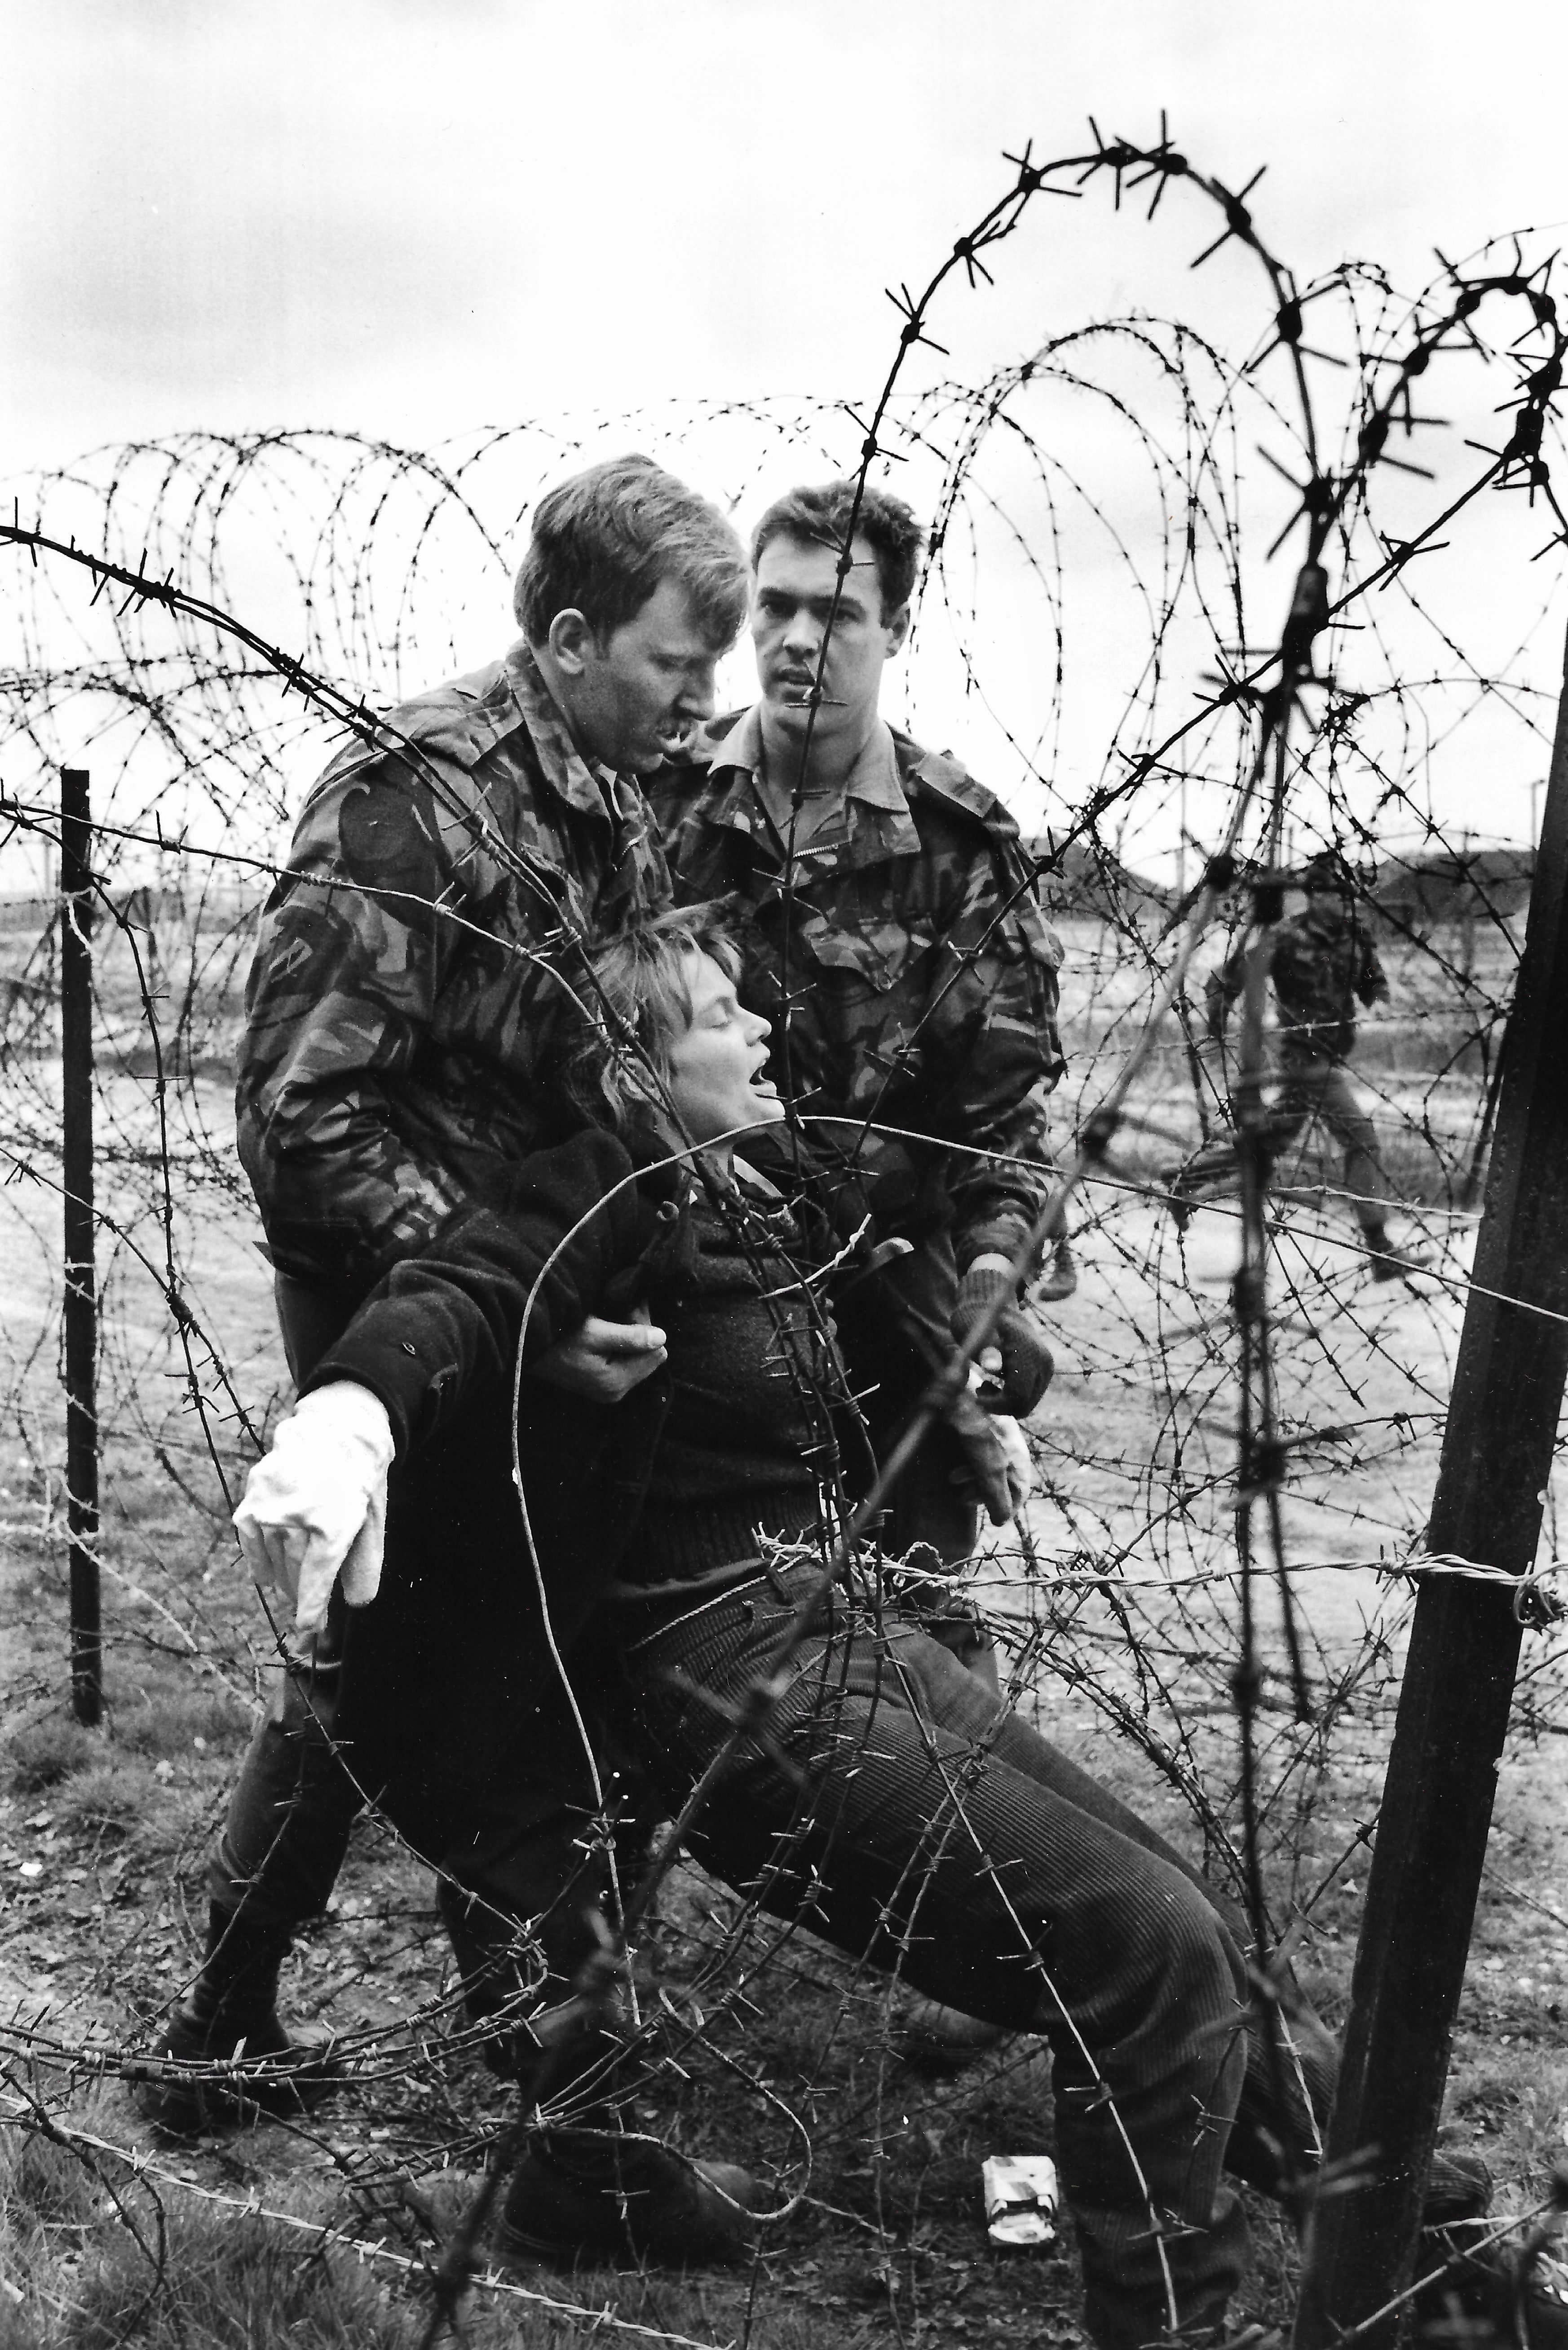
[1188,853,1403,1274]
[142,462,760,2246]
[651,706,1064,1269]
[1206,852,1389,1067]
[650,479,1069,1577]
[235,637,672,1298]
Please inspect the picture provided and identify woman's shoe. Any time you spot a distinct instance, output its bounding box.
[497,2138,764,2268]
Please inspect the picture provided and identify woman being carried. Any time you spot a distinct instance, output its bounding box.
[236,907,1496,2350]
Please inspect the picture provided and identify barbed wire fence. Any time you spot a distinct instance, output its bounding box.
[4,126,1568,2346]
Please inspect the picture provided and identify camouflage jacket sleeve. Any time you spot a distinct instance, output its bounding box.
[1204,936,1248,1033]
[1356,925,1390,1006]
[236,729,554,1295]
[906,824,1065,1275]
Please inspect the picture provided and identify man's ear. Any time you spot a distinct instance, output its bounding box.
[883,601,911,657]
[547,609,596,677]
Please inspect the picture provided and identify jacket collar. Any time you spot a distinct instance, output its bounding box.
[698,702,921,865]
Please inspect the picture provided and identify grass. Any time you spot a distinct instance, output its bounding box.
[5,1531,1566,2347]
[3,908,1568,2343]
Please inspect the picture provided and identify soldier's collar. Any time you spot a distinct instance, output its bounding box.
[504,640,636,822]
[702,704,919,859]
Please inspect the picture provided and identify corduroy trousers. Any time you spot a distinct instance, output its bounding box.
[624,1560,1338,2350]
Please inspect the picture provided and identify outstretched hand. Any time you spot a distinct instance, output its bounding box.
[233,1381,394,1636]
[946,1388,1036,1526]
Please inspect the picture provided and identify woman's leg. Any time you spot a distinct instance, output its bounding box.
[629,1583,1252,2347]
[891,1620,1340,2201]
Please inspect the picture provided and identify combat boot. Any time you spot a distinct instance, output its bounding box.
[1034,1237,1079,1303]
[499,2010,762,2268]
[892,1995,1011,2073]
[134,1902,342,2134]
[1368,1236,1433,1283]
[1415,2216,1568,2347]
[498,2132,764,2268]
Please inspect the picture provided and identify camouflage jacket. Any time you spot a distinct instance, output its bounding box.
[236,641,670,1294]
[1209,897,1388,1062]
[648,707,1065,1272]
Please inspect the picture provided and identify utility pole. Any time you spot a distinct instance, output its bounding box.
[1294,629,1568,2345]
[60,766,102,1727]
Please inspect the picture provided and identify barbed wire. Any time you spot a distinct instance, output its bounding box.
[4,121,1568,2347]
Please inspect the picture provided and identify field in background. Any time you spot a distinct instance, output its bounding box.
[3,894,1568,2345]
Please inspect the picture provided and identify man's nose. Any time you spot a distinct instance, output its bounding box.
[780,607,820,659]
[677,662,718,719]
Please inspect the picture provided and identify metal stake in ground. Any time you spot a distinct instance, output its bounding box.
[1293,627,1568,2348]
[60,765,101,1727]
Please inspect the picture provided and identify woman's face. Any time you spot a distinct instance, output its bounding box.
[663,950,784,1149]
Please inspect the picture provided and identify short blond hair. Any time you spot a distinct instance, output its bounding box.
[514,455,746,649]
[563,905,743,1134]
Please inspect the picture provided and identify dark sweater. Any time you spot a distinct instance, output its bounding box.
[306,1129,865,1597]
[635,1182,837,1582]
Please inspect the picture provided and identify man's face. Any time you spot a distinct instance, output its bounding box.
[567,576,725,773]
[750,530,908,752]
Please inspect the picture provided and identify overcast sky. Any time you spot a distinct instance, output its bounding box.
[6,0,1563,468]
[4,0,1566,858]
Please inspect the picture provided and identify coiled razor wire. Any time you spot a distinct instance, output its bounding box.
[3,123,1568,2343]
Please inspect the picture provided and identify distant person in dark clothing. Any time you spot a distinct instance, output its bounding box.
[1177,852,1410,1279]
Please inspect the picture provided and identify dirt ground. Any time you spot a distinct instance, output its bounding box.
[5,1136,1568,2346]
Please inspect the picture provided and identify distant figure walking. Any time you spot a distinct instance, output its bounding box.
[1175,852,1409,1280]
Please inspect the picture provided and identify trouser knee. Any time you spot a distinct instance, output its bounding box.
[437,1871,640,2133]
[432,1795,623,2081]
[208,1700,361,1931]
[1039,1888,1248,2198]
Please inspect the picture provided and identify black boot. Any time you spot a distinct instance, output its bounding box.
[439,1874,764,2270]
[499,1990,763,2267]
[1415,2217,1568,2347]
[1365,1221,1433,1282]
[1034,1236,1079,1303]
[498,2132,764,2269]
[891,1995,1011,2073]
[134,1902,342,2134]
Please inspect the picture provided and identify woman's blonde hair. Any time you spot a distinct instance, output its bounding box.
[562,903,745,1135]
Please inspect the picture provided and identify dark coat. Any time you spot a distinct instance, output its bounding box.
[301,1128,691,1794]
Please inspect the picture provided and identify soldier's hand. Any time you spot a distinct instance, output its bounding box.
[946,1389,1035,1526]
[234,1381,394,1636]
[951,1263,1054,1418]
[530,1308,668,1403]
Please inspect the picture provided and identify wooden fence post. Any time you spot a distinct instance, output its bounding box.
[1293,628,1568,2344]
[60,765,101,1727]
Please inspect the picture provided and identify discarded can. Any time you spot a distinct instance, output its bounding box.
[982,2153,1060,2247]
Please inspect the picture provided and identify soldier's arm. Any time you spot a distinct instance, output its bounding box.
[918,840,1066,1272]
[1204,937,1248,1038]
[236,743,545,1294]
[1357,927,1391,1006]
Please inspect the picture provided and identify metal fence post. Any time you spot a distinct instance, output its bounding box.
[60,765,101,1727]
[1293,627,1568,2345]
